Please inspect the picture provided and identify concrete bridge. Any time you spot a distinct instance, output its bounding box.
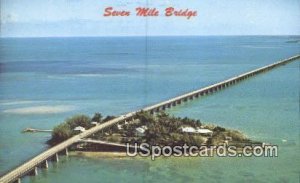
[0,55,299,183]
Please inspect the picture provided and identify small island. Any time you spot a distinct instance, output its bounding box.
[48,111,261,156]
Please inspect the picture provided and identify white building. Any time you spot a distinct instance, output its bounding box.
[117,124,123,130]
[74,126,86,132]
[196,129,213,135]
[91,121,98,126]
[181,126,197,133]
[135,126,148,137]
[181,126,213,135]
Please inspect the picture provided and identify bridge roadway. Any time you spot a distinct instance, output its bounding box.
[0,54,299,183]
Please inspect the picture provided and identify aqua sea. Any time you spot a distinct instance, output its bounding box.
[0,36,299,183]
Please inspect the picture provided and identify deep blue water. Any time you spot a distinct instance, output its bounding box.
[0,36,299,182]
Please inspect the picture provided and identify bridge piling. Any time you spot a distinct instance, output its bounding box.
[63,148,69,156]
[41,160,48,169]
[53,153,59,162]
[28,167,38,176]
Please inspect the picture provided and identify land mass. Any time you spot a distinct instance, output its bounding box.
[48,111,261,154]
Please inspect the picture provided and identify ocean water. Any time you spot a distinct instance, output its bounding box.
[0,36,299,182]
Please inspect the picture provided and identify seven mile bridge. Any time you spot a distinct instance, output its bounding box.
[1,54,299,183]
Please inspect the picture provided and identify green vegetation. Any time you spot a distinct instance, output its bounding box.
[94,111,253,147]
[91,112,102,123]
[48,113,115,146]
[48,111,256,148]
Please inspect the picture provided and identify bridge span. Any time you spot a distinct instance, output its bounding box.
[0,55,299,183]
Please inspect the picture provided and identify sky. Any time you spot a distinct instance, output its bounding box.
[0,0,299,37]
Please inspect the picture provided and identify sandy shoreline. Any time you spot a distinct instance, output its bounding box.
[69,147,256,159]
[70,151,129,159]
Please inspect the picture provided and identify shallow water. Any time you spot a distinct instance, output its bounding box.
[0,36,299,182]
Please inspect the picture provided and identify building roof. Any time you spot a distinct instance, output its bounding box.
[196,129,213,134]
[117,124,123,129]
[74,126,86,132]
[181,126,197,133]
[136,126,148,134]
[181,127,213,134]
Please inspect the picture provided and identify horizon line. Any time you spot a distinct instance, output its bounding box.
[1,34,300,39]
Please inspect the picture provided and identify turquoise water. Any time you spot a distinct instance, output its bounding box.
[0,36,299,182]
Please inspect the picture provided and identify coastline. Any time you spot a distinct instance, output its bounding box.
[69,143,265,159]
[70,151,129,159]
